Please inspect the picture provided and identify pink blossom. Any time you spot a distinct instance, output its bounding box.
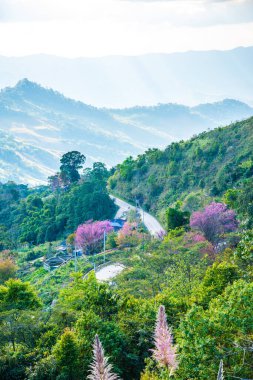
[192,233,206,243]
[116,222,142,247]
[152,305,178,374]
[190,202,238,244]
[119,222,137,236]
[88,335,119,380]
[75,220,113,254]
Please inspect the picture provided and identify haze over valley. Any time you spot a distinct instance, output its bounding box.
[1,77,253,184]
[0,47,253,108]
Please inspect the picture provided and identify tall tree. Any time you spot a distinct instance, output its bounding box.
[53,328,79,380]
[60,151,86,184]
[166,204,190,231]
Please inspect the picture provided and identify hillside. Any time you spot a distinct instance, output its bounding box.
[0,158,116,247]
[0,47,253,107]
[1,121,253,380]
[1,79,253,184]
[0,129,58,185]
[109,117,253,222]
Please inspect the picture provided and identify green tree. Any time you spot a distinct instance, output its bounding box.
[166,204,190,231]
[0,258,17,284]
[197,261,239,307]
[0,279,41,354]
[0,278,41,312]
[177,280,253,379]
[53,328,79,380]
[60,151,86,184]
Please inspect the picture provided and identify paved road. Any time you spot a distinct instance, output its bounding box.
[111,195,165,237]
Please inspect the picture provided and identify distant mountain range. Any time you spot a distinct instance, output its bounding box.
[0,129,58,186]
[0,47,253,108]
[0,79,253,185]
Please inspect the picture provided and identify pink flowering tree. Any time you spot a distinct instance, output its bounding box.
[152,305,178,376]
[116,222,142,247]
[75,220,113,254]
[88,335,119,380]
[190,202,238,245]
[183,232,215,259]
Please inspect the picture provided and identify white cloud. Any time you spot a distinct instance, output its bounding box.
[0,0,252,57]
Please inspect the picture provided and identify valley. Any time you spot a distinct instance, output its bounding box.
[1,79,253,184]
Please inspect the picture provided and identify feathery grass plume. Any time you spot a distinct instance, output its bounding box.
[217,360,224,380]
[152,305,178,375]
[88,334,119,380]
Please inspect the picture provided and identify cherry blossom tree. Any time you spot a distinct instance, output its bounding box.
[152,305,178,375]
[190,202,238,244]
[88,335,119,380]
[116,222,142,247]
[75,220,113,254]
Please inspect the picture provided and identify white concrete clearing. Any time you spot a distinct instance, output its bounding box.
[95,263,125,281]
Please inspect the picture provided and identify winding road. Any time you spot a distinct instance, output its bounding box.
[111,195,165,237]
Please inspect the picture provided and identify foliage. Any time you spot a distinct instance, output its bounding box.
[166,203,190,231]
[0,258,17,284]
[116,222,143,247]
[0,278,41,312]
[53,328,79,380]
[88,334,119,380]
[190,202,238,244]
[75,220,113,254]
[105,232,118,249]
[109,117,253,221]
[224,178,253,227]
[0,156,116,247]
[152,305,178,373]
[59,151,86,184]
[197,261,239,307]
[233,230,253,277]
[0,121,253,378]
[177,280,253,379]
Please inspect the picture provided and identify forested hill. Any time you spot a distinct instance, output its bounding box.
[1,79,253,184]
[109,116,253,222]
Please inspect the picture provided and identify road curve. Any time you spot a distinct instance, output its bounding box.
[111,195,165,237]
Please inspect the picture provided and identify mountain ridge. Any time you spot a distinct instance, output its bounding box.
[0,46,253,107]
[1,79,253,185]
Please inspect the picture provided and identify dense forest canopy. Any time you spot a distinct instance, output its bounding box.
[109,117,253,226]
[0,154,116,249]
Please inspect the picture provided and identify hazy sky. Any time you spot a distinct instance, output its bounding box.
[0,0,253,57]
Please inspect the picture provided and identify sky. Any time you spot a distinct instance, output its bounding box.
[0,0,253,57]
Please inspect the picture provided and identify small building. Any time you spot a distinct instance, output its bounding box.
[110,218,125,232]
[43,256,66,271]
[73,249,83,257]
[58,254,73,261]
